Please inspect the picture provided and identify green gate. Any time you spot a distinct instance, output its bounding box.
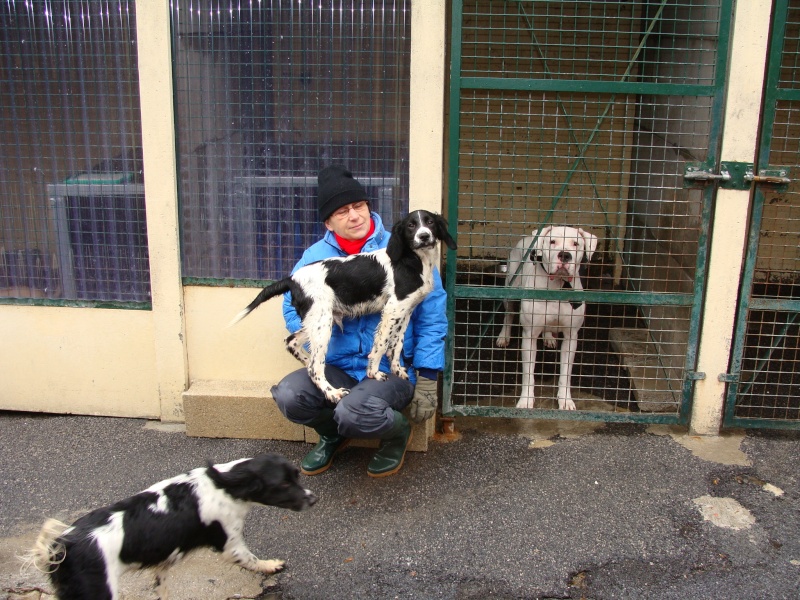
[724,0,800,430]
[443,0,732,423]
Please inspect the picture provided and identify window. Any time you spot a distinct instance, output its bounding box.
[172,0,412,282]
[0,0,147,304]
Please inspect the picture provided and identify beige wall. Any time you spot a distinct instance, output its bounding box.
[0,305,159,417]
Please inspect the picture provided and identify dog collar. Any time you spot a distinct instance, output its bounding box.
[532,253,583,310]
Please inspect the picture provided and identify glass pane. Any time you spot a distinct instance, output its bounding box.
[0,0,148,303]
[172,0,412,281]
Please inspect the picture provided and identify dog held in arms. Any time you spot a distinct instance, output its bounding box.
[496,225,598,410]
[231,210,457,402]
[25,453,316,600]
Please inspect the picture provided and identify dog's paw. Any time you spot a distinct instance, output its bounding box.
[325,388,350,403]
[516,396,535,409]
[392,365,409,380]
[255,559,286,574]
[369,371,388,382]
[542,332,558,349]
[558,397,577,410]
[495,326,512,347]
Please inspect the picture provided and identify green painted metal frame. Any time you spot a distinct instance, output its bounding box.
[724,0,800,431]
[444,0,733,423]
[0,298,151,310]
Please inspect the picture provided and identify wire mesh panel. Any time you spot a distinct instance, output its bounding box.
[445,0,730,422]
[726,0,800,429]
[172,0,411,283]
[0,0,148,304]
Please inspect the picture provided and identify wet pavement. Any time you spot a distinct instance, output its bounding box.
[1,411,799,599]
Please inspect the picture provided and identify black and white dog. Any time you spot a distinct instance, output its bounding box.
[231,210,457,402]
[496,225,598,410]
[26,453,316,600]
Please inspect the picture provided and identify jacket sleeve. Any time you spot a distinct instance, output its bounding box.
[282,252,311,334]
[406,267,448,373]
[283,292,303,334]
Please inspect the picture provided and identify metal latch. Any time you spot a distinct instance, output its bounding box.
[686,162,791,191]
[684,165,731,184]
[744,167,791,192]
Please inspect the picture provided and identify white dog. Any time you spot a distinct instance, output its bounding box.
[496,225,598,410]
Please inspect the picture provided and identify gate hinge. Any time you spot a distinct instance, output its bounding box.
[685,371,706,381]
[718,373,739,383]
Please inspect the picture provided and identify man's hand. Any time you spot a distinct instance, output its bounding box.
[409,377,438,423]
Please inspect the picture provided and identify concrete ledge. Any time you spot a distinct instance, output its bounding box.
[184,380,304,441]
[183,380,432,451]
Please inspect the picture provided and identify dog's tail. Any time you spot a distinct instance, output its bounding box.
[228,278,293,327]
[20,518,69,574]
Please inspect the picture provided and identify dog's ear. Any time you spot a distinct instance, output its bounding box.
[433,213,457,250]
[534,225,553,255]
[387,219,407,262]
[206,459,265,500]
[578,228,598,261]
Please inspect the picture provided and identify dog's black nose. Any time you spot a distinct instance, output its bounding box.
[558,251,572,263]
[418,231,431,242]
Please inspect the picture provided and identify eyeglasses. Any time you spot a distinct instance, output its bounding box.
[331,201,368,219]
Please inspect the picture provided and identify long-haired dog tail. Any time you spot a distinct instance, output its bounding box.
[228,278,293,327]
[21,518,69,574]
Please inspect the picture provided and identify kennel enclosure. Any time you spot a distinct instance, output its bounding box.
[444,0,739,425]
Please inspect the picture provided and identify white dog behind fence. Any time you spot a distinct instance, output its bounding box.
[497,225,598,410]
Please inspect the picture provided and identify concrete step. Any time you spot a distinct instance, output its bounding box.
[608,328,681,412]
[183,379,433,451]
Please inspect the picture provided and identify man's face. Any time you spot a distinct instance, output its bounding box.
[324,200,371,240]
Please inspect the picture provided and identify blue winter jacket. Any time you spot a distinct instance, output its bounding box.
[282,212,448,384]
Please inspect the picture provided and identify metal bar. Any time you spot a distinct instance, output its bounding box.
[443,404,683,425]
[443,0,466,414]
[772,88,800,101]
[454,285,695,306]
[0,297,151,310]
[460,78,716,97]
[749,298,800,311]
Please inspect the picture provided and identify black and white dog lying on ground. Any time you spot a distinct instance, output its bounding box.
[231,210,457,402]
[26,453,316,600]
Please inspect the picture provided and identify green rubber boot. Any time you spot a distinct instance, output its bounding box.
[301,410,349,476]
[367,410,412,478]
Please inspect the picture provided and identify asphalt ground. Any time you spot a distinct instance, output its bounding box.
[1,411,799,599]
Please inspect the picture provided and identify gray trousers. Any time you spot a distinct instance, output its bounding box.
[272,366,414,438]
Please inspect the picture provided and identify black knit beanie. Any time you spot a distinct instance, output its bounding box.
[317,165,368,221]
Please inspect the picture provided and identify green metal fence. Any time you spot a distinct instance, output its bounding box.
[444,0,732,423]
[725,0,800,430]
